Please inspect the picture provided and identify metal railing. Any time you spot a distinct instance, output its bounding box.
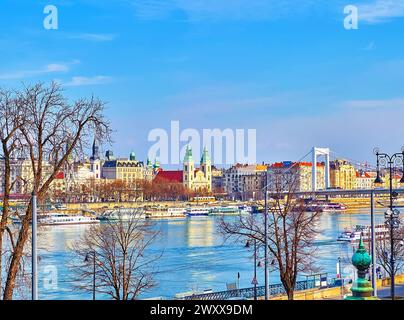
[181,279,336,300]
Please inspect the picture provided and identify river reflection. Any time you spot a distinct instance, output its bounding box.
[33,209,387,300]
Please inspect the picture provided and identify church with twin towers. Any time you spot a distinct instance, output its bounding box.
[154,145,212,192]
[183,145,212,192]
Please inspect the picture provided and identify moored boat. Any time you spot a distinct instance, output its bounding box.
[185,207,210,216]
[145,207,186,219]
[306,201,347,213]
[97,208,145,221]
[11,212,100,226]
[208,206,241,216]
[320,203,347,212]
[337,224,389,242]
[238,205,253,215]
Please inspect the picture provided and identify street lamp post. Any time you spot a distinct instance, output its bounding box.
[253,239,258,300]
[337,257,343,297]
[373,147,404,300]
[85,251,96,300]
[246,239,259,300]
[264,171,269,300]
[32,192,38,300]
[370,190,377,297]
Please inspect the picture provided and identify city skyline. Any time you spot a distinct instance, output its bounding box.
[1,0,404,165]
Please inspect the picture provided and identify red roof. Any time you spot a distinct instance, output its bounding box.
[356,171,372,178]
[55,171,64,179]
[270,162,324,168]
[154,170,183,183]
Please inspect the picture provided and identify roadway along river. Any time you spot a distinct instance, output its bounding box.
[30,208,387,300]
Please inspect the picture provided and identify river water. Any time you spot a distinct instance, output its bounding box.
[30,208,388,300]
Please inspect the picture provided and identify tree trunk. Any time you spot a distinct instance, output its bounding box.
[286,289,294,300]
[3,205,32,300]
[0,233,3,298]
[281,275,295,300]
[0,146,11,298]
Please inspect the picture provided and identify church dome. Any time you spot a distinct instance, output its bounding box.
[201,146,210,164]
[130,152,136,161]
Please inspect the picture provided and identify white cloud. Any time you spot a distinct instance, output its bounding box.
[68,33,117,42]
[0,63,70,80]
[64,76,112,87]
[358,0,404,24]
[46,63,70,72]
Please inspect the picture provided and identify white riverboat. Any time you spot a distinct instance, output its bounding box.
[185,207,210,217]
[10,213,100,226]
[145,207,186,219]
[319,203,347,212]
[306,202,347,213]
[97,208,145,221]
[209,206,241,216]
[238,205,253,214]
[39,213,99,226]
[337,224,389,242]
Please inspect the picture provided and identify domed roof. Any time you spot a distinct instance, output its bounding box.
[200,146,210,164]
[183,145,193,163]
[153,158,160,168]
[129,151,136,161]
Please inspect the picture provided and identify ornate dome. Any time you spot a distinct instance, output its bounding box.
[352,237,371,271]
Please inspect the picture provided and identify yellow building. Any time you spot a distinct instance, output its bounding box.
[381,173,403,189]
[102,151,154,183]
[330,160,356,190]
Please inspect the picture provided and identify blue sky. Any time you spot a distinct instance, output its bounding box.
[1,0,404,166]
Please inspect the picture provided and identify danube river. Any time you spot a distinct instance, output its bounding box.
[32,208,387,300]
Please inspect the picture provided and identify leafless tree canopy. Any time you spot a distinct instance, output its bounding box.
[376,226,404,278]
[0,82,111,299]
[219,169,321,300]
[0,87,29,297]
[70,213,161,300]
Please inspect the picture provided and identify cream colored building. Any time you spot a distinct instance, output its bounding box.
[330,159,357,190]
[223,164,267,199]
[268,162,325,192]
[355,171,373,190]
[0,158,65,195]
[102,151,154,183]
[183,146,212,192]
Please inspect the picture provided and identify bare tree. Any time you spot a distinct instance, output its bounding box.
[219,168,321,300]
[70,213,161,300]
[2,82,111,299]
[376,226,404,280]
[0,88,26,297]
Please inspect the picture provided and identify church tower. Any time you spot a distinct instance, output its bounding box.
[153,158,160,172]
[183,145,194,189]
[90,137,101,179]
[91,138,100,161]
[200,146,212,192]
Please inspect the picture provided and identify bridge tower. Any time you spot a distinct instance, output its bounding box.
[312,147,330,191]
